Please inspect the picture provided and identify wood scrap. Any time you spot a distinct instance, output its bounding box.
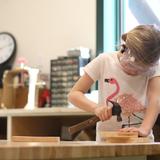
[100,131,138,138]
[12,136,60,143]
[99,131,151,143]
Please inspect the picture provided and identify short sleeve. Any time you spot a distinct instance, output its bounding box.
[84,54,104,82]
[149,61,160,78]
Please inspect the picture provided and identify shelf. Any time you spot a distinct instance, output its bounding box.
[0,107,94,141]
[0,107,93,117]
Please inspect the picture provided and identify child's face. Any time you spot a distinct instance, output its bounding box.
[118,50,157,76]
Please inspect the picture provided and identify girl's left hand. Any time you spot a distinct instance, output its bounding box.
[119,127,148,137]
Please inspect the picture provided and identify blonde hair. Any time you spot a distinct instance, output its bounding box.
[122,25,160,65]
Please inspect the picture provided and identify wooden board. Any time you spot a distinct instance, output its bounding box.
[12,136,60,143]
[103,137,151,143]
[100,131,138,138]
[99,131,151,143]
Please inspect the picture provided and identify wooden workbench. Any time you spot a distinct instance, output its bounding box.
[0,141,160,160]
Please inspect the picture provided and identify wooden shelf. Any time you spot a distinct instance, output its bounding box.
[0,107,92,116]
[0,107,93,141]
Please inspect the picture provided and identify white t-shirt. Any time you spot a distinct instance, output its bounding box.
[84,51,160,141]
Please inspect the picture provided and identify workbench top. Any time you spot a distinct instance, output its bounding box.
[0,141,160,160]
[0,107,93,117]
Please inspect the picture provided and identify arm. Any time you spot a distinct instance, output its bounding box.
[139,76,160,136]
[68,72,112,121]
[120,76,160,136]
[68,72,97,113]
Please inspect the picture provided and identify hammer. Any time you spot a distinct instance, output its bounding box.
[61,101,122,140]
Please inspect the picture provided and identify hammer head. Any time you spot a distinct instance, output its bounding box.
[108,100,122,122]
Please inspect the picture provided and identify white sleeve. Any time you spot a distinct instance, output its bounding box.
[83,54,104,82]
[149,61,160,79]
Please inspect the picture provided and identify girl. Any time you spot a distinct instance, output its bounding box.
[68,25,160,141]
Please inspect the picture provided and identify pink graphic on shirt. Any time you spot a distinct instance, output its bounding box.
[106,78,120,101]
[116,94,145,115]
[105,78,145,115]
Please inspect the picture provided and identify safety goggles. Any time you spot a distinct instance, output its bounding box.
[119,47,158,76]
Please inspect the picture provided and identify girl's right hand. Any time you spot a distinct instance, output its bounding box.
[94,105,112,121]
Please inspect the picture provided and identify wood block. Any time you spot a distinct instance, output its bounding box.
[100,131,138,138]
[99,131,151,143]
[103,137,151,143]
[12,136,60,143]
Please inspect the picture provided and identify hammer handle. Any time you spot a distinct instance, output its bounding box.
[68,102,122,136]
[68,116,99,136]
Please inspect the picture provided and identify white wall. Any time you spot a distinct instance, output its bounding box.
[0,0,96,74]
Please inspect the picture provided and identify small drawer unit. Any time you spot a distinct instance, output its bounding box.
[50,56,80,107]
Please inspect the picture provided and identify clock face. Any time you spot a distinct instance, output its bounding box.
[0,32,16,64]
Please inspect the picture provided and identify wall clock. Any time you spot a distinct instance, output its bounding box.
[0,32,16,87]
